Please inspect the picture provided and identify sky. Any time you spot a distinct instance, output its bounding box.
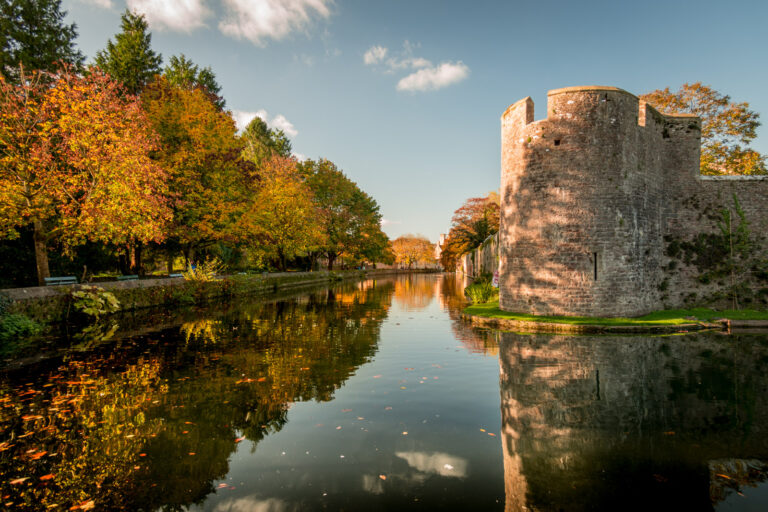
[62,0,768,242]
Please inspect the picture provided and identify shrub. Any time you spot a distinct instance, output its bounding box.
[71,285,121,319]
[0,313,42,341]
[183,257,226,282]
[464,282,499,304]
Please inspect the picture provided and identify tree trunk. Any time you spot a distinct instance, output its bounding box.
[32,220,50,286]
[327,252,336,271]
[135,242,144,276]
[166,254,174,275]
[278,249,287,272]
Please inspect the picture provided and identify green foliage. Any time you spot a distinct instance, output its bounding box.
[183,257,226,282]
[163,54,224,109]
[94,10,162,95]
[464,281,498,304]
[299,159,390,269]
[0,0,84,81]
[0,291,11,315]
[240,116,292,166]
[71,285,121,319]
[0,312,41,341]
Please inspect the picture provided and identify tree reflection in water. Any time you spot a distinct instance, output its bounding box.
[0,279,393,510]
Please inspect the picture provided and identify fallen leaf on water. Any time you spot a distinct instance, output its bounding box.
[189,452,196,456]
[235,437,245,443]
[663,431,675,436]
[488,433,496,437]
[400,387,407,390]
[336,426,342,430]
[182,431,189,434]
[218,483,228,489]
[373,375,382,379]
[341,409,352,412]
[184,421,196,425]
[357,417,365,420]
[379,475,387,480]
[9,478,28,485]
[715,473,733,480]
[257,377,267,382]
[402,432,408,435]
[479,428,486,432]
[139,453,147,457]
[300,367,310,371]
[385,407,392,410]
[39,474,55,481]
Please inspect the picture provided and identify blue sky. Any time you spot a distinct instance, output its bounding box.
[62,0,768,242]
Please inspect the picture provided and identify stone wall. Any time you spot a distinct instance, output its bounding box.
[499,86,768,316]
[458,233,498,278]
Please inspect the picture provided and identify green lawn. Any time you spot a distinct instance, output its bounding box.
[464,301,768,326]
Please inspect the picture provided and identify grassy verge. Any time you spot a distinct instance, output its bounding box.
[463,301,768,326]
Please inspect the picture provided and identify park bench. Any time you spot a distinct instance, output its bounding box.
[44,276,77,286]
[117,275,138,281]
[169,273,184,278]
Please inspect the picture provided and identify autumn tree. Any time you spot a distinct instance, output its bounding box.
[300,159,390,269]
[94,10,162,95]
[236,155,324,271]
[142,77,248,267]
[391,235,436,269]
[641,83,766,175]
[164,54,224,109]
[440,194,500,271]
[0,0,84,81]
[0,67,170,284]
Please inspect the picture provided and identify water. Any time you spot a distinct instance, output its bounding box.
[1,274,767,511]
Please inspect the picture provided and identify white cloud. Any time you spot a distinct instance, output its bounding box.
[219,0,332,46]
[293,152,307,161]
[395,451,468,477]
[127,0,210,32]
[363,45,388,65]
[78,0,113,8]
[232,110,298,138]
[380,219,401,227]
[270,114,299,138]
[213,496,291,512]
[396,62,469,92]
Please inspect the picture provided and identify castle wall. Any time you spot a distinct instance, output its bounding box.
[499,86,768,316]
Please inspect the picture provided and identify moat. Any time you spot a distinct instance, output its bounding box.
[1,274,767,511]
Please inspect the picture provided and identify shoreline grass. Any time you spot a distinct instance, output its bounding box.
[463,301,768,326]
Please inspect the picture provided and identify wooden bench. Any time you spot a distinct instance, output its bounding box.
[117,275,139,281]
[169,273,184,278]
[44,276,78,286]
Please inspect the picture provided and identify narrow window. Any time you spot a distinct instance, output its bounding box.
[554,139,561,146]
[593,252,598,281]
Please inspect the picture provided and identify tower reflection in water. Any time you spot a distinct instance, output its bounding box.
[497,331,768,511]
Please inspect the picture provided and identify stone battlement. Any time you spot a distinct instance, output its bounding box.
[498,86,768,317]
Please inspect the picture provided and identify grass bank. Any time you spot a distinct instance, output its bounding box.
[462,301,768,334]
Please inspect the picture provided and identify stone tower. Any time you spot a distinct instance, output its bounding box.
[499,86,701,317]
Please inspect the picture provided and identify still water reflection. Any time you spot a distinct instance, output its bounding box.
[1,274,767,511]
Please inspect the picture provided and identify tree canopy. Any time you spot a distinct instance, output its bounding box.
[300,159,390,269]
[164,54,224,109]
[440,195,500,270]
[0,0,84,81]
[391,235,435,269]
[641,83,766,175]
[240,116,292,166]
[0,67,170,284]
[94,10,162,95]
